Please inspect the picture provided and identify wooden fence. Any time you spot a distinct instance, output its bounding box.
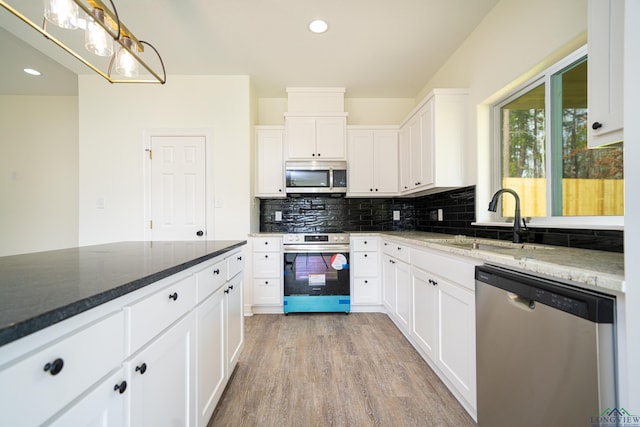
[501,177,623,217]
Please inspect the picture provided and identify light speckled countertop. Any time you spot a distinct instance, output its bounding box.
[251,231,625,294]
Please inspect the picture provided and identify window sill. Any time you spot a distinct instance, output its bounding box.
[472,221,623,231]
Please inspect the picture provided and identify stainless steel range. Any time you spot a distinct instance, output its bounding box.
[282,233,350,313]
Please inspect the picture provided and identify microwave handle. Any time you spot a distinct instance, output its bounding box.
[329,167,333,190]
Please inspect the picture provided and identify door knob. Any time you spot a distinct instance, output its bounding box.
[196,230,204,236]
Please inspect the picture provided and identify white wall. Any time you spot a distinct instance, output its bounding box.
[78,75,252,245]
[0,95,78,256]
[622,0,640,409]
[416,0,588,219]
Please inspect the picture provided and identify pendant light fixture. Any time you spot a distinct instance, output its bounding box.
[1,0,166,84]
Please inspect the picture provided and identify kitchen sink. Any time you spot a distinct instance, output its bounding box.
[436,239,555,252]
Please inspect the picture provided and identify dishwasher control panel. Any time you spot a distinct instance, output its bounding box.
[534,288,588,318]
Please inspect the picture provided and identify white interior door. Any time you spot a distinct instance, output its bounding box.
[150,136,206,240]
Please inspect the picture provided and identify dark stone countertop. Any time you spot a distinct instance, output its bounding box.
[0,240,246,347]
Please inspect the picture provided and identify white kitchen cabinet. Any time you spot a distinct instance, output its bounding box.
[350,236,381,306]
[381,240,411,335]
[47,368,128,427]
[127,311,196,427]
[0,311,125,427]
[399,89,468,195]
[255,127,285,197]
[347,128,398,196]
[410,246,480,417]
[252,237,283,310]
[195,286,225,427]
[285,115,347,160]
[588,0,625,147]
[225,273,244,372]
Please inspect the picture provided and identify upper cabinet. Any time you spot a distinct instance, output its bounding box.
[255,126,285,198]
[347,127,398,196]
[588,0,624,147]
[285,115,347,160]
[399,89,468,195]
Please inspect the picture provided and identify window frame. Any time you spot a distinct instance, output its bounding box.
[489,46,623,230]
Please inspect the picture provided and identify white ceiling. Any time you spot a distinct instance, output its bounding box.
[0,0,500,98]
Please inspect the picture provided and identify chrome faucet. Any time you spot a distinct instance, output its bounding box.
[488,189,527,243]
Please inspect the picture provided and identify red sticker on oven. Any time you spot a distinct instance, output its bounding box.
[330,253,347,270]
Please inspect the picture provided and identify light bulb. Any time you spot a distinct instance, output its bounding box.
[85,9,113,57]
[44,0,78,30]
[116,37,139,77]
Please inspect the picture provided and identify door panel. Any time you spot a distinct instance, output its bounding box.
[150,136,206,240]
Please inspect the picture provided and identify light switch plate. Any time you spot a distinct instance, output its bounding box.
[275,211,282,221]
[438,209,444,221]
[393,210,400,221]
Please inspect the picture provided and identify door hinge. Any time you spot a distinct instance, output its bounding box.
[145,149,152,160]
[149,220,153,229]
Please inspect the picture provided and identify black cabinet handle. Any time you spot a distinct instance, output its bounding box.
[278,189,282,192]
[370,188,373,192]
[264,241,269,245]
[265,280,269,284]
[44,358,64,376]
[237,256,242,261]
[428,279,438,286]
[196,230,204,237]
[224,288,230,294]
[114,381,127,394]
[389,259,396,264]
[397,247,402,251]
[213,269,220,275]
[265,254,269,258]
[364,241,368,244]
[375,189,379,191]
[169,292,178,301]
[364,280,368,284]
[229,285,234,290]
[135,363,147,375]
[364,254,368,258]
[312,153,316,156]
[317,153,321,157]
[592,122,603,130]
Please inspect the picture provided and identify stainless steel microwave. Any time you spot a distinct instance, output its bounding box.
[285,161,347,194]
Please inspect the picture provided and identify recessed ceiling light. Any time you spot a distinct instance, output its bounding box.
[309,19,328,34]
[24,68,41,76]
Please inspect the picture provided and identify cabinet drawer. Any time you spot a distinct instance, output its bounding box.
[382,240,410,263]
[253,278,282,305]
[196,258,227,303]
[0,311,124,427]
[253,252,281,277]
[352,252,379,277]
[411,248,478,291]
[352,277,380,305]
[253,237,281,252]
[352,237,379,251]
[126,275,196,355]
[227,251,245,279]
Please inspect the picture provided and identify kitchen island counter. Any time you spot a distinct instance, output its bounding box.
[0,240,246,347]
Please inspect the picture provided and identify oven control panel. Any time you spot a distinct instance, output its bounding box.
[283,233,349,244]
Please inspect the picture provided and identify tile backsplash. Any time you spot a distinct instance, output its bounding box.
[259,186,623,253]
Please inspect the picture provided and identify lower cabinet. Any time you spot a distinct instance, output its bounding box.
[0,247,245,427]
[196,286,226,427]
[126,311,196,427]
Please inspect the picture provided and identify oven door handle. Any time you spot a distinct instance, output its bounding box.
[283,244,350,253]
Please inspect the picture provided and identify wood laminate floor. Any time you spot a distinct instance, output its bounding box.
[208,313,476,427]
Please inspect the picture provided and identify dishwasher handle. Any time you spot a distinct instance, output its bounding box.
[507,292,536,311]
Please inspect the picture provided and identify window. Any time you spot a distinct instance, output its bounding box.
[494,49,623,223]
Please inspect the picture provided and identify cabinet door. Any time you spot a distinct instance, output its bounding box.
[315,117,346,159]
[256,129,285,196]
[588,0,624,147]
[127,312,196,427]
[352,251,378,277]
[382,254,396,313]
[253,252,281,277]
[352,277,380,305]
[196,287,225,427]
[394,260,411,334]
[418,100,434,187]
[286,117,316,159]
[398,125,411,192]
[373,131,399,194]
[347,130,375,194]
[408,115,423,188]
[411,267,437,361]
[47,368,128,427]
[437,278,476,407]
[253,278,282,305]
[225,274,244,373]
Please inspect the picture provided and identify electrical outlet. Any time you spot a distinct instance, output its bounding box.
[438,208,444,221]
[393,210,400,221]
[275,211,282,221]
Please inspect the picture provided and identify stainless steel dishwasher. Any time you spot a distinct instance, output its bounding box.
[475,264,617,427]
